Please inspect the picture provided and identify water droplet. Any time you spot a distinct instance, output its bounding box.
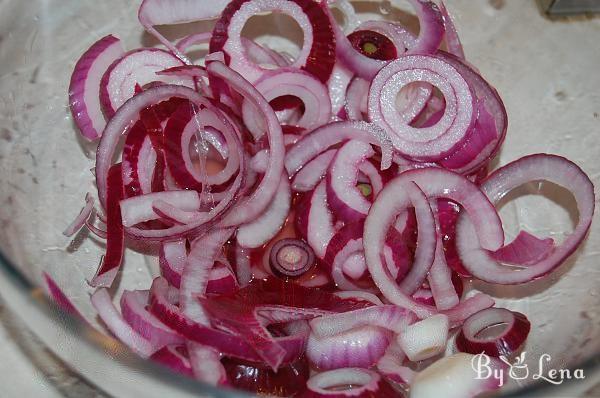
[379,0,392,15]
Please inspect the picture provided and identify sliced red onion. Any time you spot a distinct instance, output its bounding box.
[180,228,234,325]
[456,154,595,284]
[180,229,233,383]
[439,2,465,59]
[307,326,391,370]
[159,239,186,288]
[368,55,475,160]
[149,277,307,364]
[90,164,125,287]
[404,0,445,55]
[333,291,383,306]
[237,173,291,248]
[210,0,335,83]
[439,99,498,173]
[330,0,442,81]
[292,149,336,192]
[357,20,416,53]
[305,181,336,259]
[328,62,354,116]
[341,252,367,280]
[437,199,472,277]
[43,272,84,319]
[442,293,495,328]
[491,230,554,266]
[310,305,415,338]
[63,193,95,237]
[200,298,288,371]
[207,262,240,295]
[85,219,108,239]
[364,181,437,317]
[120,290,184,349]
[269,238,316,278]
[243,38,290,67]
[150,345,193,376]
[69,35,124,140]
[376,341,416,385]
[427,203,459,310]
[410,353,506,398]
[162,102,241,189]
[176,32,212,53]
[188,344,228,384]
[347,30,397,61]
[328,0,360,34]
[100,49,194,117]
[97,86,245,240]
[427,238,459,311]
[285,121,393,176]
[326,140,377,222]
[456,308,531,357]
[138,0,228,62]
[234,243,254,287]
[208,62,286,227]
[91,288,155,357]
[255,305,330,324]
[120,190,200,227]
[397,314,449,361]
[344,77,369,121]
[323,221,372,291]
[302,368,398,398]
[436,51,508,174]
[243,68,331,135]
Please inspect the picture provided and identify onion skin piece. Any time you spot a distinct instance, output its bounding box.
[90,164,125,288]
[455,308,531,357]
[69,35,124,140]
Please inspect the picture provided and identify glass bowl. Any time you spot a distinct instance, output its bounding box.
[0,0,599,396]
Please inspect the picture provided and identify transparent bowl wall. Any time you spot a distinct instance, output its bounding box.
[0,0,599,396]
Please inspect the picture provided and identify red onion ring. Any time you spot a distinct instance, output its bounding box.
[456,307,531,357]
[456,154,595,284]
[209,0,335,83]
[242,68,332,134]
[368,55,475,160]
[269,238,316,278]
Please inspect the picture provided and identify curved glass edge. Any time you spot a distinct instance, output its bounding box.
[0,250,248,398]
[0,248,598,397]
